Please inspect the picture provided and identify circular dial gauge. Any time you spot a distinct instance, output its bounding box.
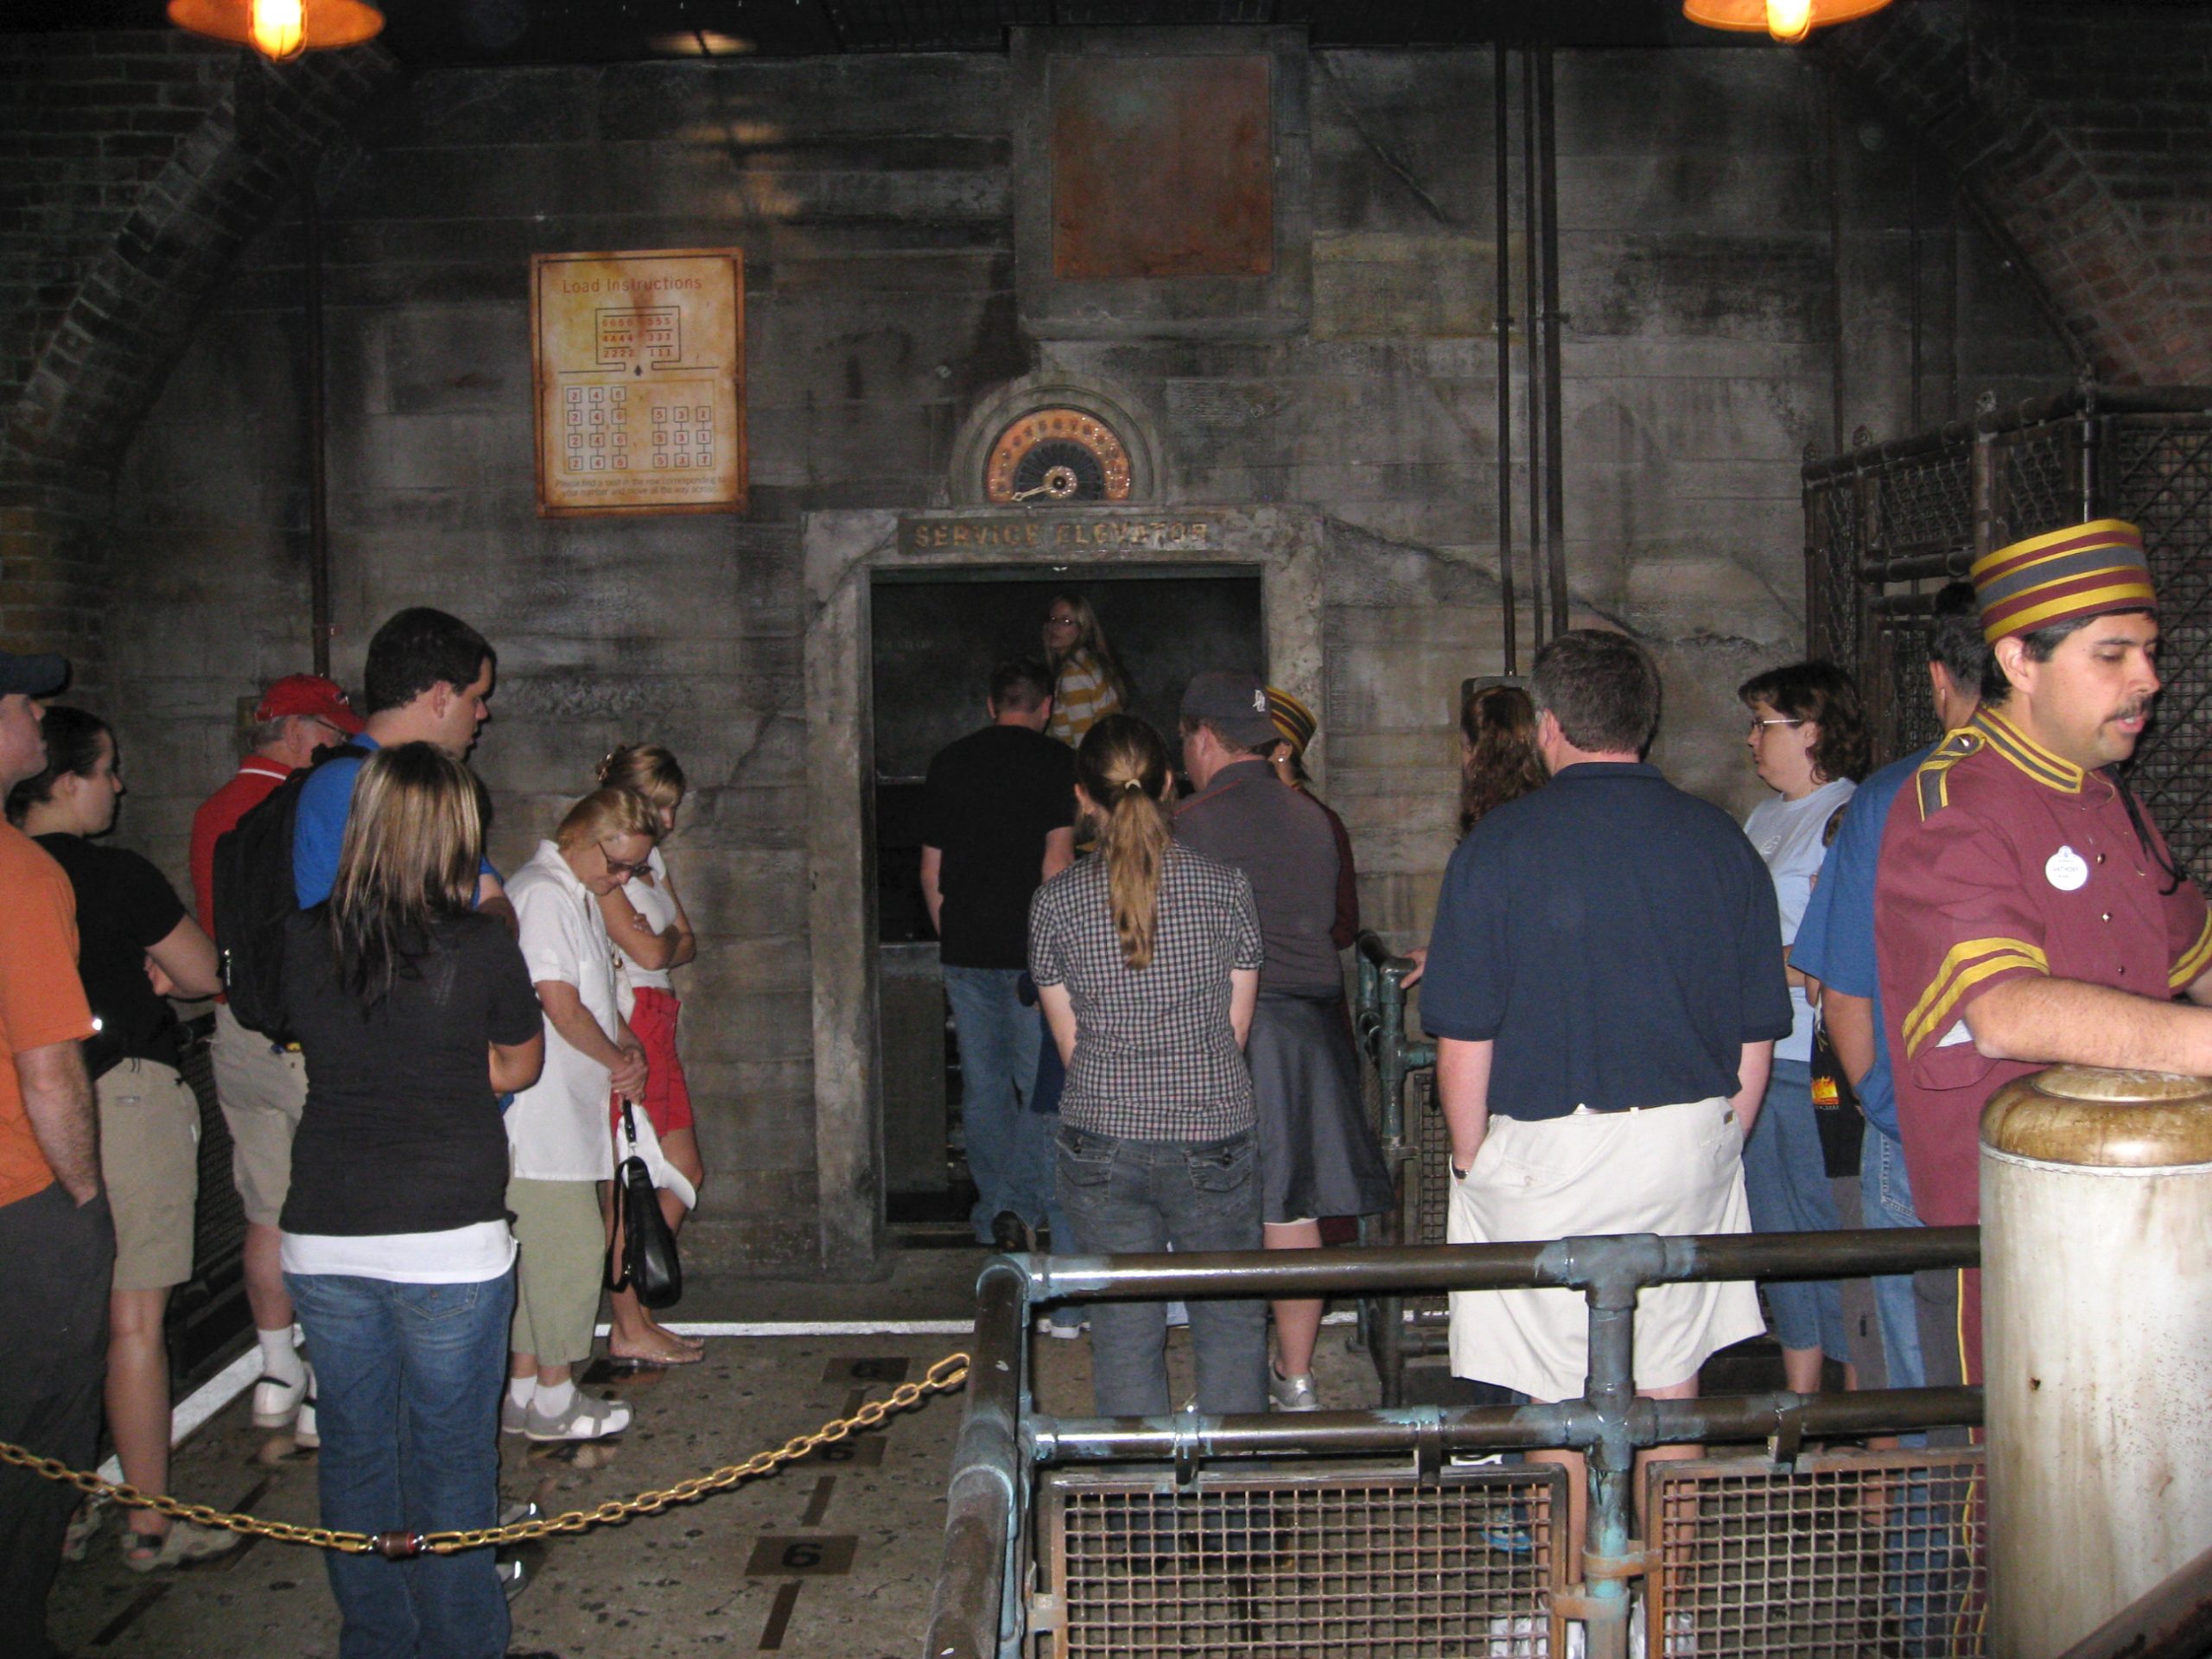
[982,407,1133,504]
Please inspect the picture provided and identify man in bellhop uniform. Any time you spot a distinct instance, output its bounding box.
[1875,518,2212,1384]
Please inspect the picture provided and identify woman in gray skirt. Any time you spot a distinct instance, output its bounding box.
[1029,715,1268,1416]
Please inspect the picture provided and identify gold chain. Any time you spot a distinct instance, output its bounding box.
[0,1351,970,1560]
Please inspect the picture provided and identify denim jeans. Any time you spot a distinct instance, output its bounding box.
[944,965,1052,1242]
[1742,1058,1850,1357]
[1055,1125,1268,1417]
[286,1269,515,1659]
[1859,1126,1929,1395]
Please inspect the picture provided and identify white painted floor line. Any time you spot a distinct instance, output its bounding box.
[130,1306,1366,1477]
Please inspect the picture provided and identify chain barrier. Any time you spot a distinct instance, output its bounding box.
[0,1351,971,1560]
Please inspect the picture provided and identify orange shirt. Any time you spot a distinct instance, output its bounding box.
[0,822,95,1206]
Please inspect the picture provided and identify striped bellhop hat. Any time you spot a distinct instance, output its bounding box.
[1969,517,2156,644]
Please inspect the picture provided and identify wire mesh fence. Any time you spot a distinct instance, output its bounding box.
[1650,1449,1987,1658]
[1803,390,2212,883]
[1040,1464,1562,1657]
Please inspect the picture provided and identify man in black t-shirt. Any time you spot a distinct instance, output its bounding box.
[921,658,1076,1242]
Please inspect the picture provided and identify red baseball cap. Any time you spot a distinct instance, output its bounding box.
[255,674,365,734]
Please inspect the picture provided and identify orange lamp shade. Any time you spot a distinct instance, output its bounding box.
[167,0,385,61]
[1683,0,1892,42]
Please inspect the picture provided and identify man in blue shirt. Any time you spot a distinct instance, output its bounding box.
[293,607,508,917]
[1790,582,1983,1397]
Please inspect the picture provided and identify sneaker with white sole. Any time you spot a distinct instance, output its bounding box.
[251,1365,311,1430]
[524,1392,631,1442]
[1268,1367,1320,1411]
[500,1395,530,1436]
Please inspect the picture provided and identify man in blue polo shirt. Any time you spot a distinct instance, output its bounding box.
[1790,582,1983,1398]
[1422,629,1790,1579]
[293,607,508,917]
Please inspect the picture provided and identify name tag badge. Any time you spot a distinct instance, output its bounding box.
[2046,845,2089,893]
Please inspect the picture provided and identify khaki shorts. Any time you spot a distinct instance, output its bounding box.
[98,1058,201,1292]
[507,1177,607,1367]
[211,1001,307,1226]
[1447,1097,1766,1402]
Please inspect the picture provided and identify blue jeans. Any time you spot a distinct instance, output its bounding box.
[1860,1126,1929,1396]
[286,1270,515,1659]
[1743,1058,1850,1358]
[944,965,1052,1242]
[1055,1125,1268,1417]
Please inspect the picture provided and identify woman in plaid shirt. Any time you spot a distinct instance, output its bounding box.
[1028,715,1268,1415]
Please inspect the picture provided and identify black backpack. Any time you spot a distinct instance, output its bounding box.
[210,742,368,1042]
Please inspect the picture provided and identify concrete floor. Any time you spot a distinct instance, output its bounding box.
[44,1250,1382,1659]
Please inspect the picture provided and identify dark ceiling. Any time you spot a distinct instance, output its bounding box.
[11,1,1770,60]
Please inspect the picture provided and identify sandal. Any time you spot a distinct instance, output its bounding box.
[607,1338,702,1367]
[63,1496,105,1562]
[122,1520,244,1573]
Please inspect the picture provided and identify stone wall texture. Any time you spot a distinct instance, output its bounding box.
[10,11,2190,1274]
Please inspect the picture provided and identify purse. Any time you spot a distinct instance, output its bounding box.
[609,1096,683,1309]
[1808,1020,1866,1179]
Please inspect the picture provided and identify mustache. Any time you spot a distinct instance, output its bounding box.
[2112,700,2155,723]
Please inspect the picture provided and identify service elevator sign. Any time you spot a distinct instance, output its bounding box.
[530,248,747,518]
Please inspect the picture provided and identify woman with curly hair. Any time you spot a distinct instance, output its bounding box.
[1459,682,1548,838]
[1738,658,1869,1395]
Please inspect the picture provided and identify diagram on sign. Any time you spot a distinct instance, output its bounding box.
[531,249,747,517]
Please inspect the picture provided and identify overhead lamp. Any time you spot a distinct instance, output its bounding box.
[1683,0,1892,44]
[168,0,385,62]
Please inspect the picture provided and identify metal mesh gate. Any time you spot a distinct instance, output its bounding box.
[1803,387,2212,880]
[1650,1448,1987,1657]
[1038,1464,1562,1657]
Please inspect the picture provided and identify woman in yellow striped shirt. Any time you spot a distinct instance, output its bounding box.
[1041,591,1132,747]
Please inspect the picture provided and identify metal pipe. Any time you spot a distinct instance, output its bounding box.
[300,154,332,679]
[920,1259,1029,1659]
[1022,1227,1980,1303]
[1801,386,2212,483]
[1494,41,1517,677]
[1857,550,1973,583]
[1025,1387,1982,1465]
[1535,45,1569,635]
[1521,46,1548,646]
[1581,1271,1638,1659]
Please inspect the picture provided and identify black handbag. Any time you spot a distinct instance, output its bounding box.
[609,1097,683,1309]
[1808,1020,1866,1179]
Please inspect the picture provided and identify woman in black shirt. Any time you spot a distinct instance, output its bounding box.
[8,706,226,1570]
[278,742,543,1659]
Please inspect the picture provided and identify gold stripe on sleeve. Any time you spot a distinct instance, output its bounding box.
[1901,938,2050,1058]
[2170,912,2212,992]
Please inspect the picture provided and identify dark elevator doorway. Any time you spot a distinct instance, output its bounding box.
[869,566,1267,1225]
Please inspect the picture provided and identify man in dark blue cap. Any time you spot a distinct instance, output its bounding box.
[0,647,113,1658]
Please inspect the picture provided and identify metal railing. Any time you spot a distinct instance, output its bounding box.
[923,1226,1984,1659]
[1351,931,1434,1404]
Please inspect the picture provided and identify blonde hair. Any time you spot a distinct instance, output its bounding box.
[327,742,484,1004]
[555,785,659,854]
[1044,590,1133,706]
[1074,715,1173,971]
[595,743,686,813]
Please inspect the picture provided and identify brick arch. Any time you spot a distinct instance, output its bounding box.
[1825,3,2212,390]
[0,35,398,689]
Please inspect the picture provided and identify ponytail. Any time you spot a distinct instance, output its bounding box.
[1074,715,1174,971]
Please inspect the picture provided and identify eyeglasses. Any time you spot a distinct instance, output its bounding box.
[1746,716,1808,734]
[601,847,652,881]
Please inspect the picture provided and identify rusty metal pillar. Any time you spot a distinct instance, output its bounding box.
[1982,1065,2212,1657]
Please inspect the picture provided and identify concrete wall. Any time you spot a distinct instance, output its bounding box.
[97,43,2070,1275]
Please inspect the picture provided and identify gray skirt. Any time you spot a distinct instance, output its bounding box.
[1247,991,1395,1225]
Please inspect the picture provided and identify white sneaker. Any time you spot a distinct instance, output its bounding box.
[1268,1367,1320,1412]
[1485,1616,1583,1658]
[251,1367,309,1430]
[524,1391,632,1442]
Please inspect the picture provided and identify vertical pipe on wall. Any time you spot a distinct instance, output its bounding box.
[1494,43,1517,676]
[300,155,332,679]
[1909,145,1924,433]
[1521,48,1548,648]
[1535,47,1568,636]
[1825,66,1847,455]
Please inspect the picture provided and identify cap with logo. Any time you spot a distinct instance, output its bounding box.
[0,651,68,699]
[1180,669,1279,750]
[1970,518,2156,644]
[255,673,365,734]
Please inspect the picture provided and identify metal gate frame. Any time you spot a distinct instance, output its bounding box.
[1802,385,2212,880]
